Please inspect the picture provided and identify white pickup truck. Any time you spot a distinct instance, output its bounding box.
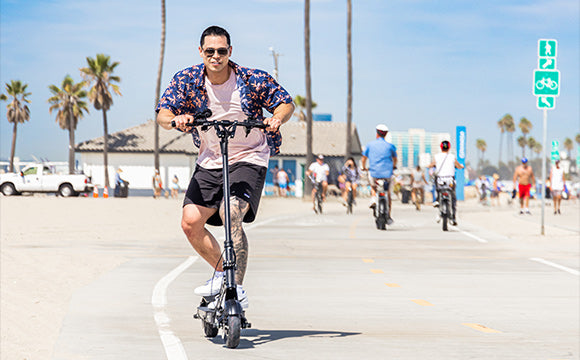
[0,163,94,197]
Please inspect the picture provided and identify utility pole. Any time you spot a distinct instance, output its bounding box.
[269,47,280,80]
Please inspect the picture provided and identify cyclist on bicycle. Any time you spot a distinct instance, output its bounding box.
[306,155,329,212]
[156,26,294,308]
[428,140,464,225]
[361,124,397,223]
[340,157,360,206]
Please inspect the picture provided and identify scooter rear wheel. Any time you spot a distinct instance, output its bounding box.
[224,315,241,348]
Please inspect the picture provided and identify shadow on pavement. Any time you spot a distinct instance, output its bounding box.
[210,328,361,348]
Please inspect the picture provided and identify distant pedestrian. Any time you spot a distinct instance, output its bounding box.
[513,157,536,214]
[271,165,280,196]
[153,169,163,199]
[171,175,180,199]
[491,173,500,206]
[277,168,289,197]
[549,160,565,214]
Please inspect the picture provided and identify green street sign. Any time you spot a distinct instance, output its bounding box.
[538,58,556,70]
[538,39,557,58]
[533,70,560,96]
[537,96,555,109]
[552,140,559,149]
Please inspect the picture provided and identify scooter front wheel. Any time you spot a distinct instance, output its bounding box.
[202,320,218,338]
[224,315,241,348]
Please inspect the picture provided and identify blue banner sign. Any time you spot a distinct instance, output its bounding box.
[456,126,466,201]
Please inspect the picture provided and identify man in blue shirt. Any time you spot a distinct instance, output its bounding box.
[361,124,398,221]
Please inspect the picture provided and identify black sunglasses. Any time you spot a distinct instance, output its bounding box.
[203,47,229,57]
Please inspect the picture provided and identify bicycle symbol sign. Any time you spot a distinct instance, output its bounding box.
[533,70,560,96]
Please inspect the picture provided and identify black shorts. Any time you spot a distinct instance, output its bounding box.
[183,162,267,226]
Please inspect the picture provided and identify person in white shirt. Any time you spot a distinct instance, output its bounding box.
[549,160,565,215]
[306,154,330,212]
[428,140,464,225]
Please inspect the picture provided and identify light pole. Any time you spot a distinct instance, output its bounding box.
[269,47,280,80]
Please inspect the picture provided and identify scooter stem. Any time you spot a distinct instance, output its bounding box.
[219,129,237,295]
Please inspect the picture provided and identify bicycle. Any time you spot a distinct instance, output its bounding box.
[372,178,391,230]
[309,175,323,214]
[535,77,558,90]
[435,176,455,231]
[346,185,354,214]
[172,110,267,348]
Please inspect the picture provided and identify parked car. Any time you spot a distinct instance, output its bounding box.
[0,163,93,197]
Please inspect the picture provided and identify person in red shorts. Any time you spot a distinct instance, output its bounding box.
[512,157,536,214]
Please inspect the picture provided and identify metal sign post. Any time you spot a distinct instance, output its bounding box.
[534,38,559,235]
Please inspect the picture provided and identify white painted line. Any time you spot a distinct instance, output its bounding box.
[152,256,198,360]
[150,214,296,358]
[451,226,488,243]
[529,257,580,276]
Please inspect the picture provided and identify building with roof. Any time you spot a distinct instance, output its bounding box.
[75,120,362,197]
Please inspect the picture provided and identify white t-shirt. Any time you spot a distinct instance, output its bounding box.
[434,152,456,178]
[309,162,330,182]
[551,166,565,191]
[196,70,269,169]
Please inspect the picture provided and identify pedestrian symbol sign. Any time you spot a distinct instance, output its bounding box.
[537,96,555,109]
[538,39,557,58]
[533,70,560,96]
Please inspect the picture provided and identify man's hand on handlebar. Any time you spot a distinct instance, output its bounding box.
[262,117,282,132]
[171,114,195,132]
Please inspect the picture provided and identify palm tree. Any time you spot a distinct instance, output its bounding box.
[527,137,537,159]
[563,137,573,160]
[533,142,542,158]
[153,0,166,173]
[576,133,580,145]
[517,136,527,158]
[518,117,532,157]
[304,0,314,197]
[80,54,121,188]
[48,75,89,174]
[497,114,512,166]
[0,80,31,172]
[476,138,487,169]
[504,115,515,167]
[292,95,317,122]
[345,0,352,159]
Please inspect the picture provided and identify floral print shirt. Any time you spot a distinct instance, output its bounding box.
[156,61,292,156]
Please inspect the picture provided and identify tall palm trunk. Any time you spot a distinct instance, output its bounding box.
[304,0,313,197]
[10,123,17,173]
[102,109,110,188]
[68,112,75,174]
[154,0,166,172]
[345,0,352,160]
[498,132,503,167]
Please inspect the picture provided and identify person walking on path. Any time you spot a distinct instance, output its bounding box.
[152,169,163,199]
[491,173,501,207]
[271,165,280,196]
[156,26,294,308]
[549,160,565,214]
[276,168,289,197]
[513,157,536,215]
[171,175,180,199]
[411,165,427,210]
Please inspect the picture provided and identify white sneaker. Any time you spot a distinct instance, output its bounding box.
[208,285,249,309]
[194,272,224,296]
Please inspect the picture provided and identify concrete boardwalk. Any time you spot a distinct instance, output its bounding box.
[1,196,578,359]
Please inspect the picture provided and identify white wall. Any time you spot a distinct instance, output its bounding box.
[80,152,195,189]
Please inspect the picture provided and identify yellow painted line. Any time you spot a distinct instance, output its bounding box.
[370,269,384,274]
[462,323,502,333]
[349,219,361,239]
[362,258,374,263]
[411,299,434,306]
[385,283,401,288]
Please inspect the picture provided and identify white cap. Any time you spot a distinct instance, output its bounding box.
[376,124,389,132]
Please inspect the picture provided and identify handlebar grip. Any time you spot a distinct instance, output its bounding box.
[171,120,176,128]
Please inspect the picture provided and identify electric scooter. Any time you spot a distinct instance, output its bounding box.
[373,179,390,230]
[172,110,267,348]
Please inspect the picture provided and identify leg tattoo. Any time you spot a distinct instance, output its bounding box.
[219,197,250,285]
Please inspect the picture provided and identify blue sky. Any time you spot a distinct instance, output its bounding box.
[1,0,579,166]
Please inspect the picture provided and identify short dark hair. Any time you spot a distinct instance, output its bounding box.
[200,26,231,47]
